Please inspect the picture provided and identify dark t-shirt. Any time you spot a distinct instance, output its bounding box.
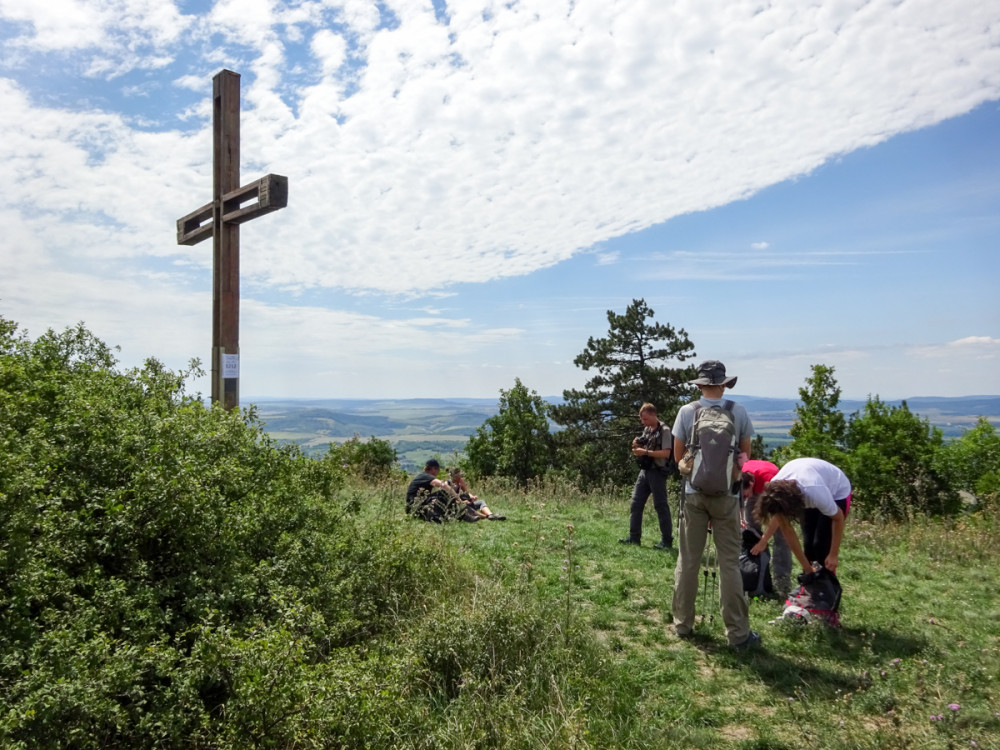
[406,471,437,511]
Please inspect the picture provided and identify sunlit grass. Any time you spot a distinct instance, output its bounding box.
[394,475,1000,749]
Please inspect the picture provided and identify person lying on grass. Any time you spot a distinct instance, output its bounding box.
[749,457,851,575]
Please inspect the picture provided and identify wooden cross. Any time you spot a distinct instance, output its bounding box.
[176,69,288,410]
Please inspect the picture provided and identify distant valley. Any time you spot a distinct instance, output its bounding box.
[250,394,1000,472]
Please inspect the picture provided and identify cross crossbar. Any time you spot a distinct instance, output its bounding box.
[177,173,288,245]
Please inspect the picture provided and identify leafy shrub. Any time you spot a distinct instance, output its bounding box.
[327,433,399,478]
[843,397,958,519]
[0,319,447,747]
[941,416,1000,510]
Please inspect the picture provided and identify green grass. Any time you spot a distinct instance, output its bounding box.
[399,476,1000,750]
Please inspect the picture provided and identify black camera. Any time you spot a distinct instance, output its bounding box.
[634,434,654,470]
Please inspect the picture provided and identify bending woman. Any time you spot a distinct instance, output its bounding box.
[750,457,851,574]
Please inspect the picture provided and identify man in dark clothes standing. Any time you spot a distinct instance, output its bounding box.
[619,402,674,549]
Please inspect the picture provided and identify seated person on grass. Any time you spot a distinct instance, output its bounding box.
[448,468,506,521]
[405,459,472,522]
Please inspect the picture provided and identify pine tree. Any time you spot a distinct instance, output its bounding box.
[550,299,697,488]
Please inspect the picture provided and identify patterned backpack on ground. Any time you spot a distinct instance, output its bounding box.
[783,568,842,627]
[680,400,739,495]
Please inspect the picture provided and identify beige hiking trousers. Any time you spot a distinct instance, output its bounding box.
[672,490,750,645]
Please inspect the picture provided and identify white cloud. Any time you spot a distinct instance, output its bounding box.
[1,0,1000,400]
[310,28,347,76]
[0,0,191,75]
[5,0,998,294]
[912,337,1000,359]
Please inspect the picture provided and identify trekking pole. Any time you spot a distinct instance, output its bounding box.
[699,525,714,624]
[700,567,708,623]
[704,525,717,625]
[710,567,717,624]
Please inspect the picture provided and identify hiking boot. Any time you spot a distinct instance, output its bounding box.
[731,631,762,650]
[653,540,673,550]
[618,537,640,545]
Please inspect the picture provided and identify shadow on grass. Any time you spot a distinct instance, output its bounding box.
[680,624,928,699]
[826,624,929,662]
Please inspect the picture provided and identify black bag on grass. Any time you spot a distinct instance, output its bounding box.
[739,528,773,597]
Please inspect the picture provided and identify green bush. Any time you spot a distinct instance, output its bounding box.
[844,397,958,519]
[327,434,399,478]
[941,416,1000,509]
[0,320,449,747]
[0,318,636,748]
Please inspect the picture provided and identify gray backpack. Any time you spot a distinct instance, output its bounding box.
[683,400,739,495]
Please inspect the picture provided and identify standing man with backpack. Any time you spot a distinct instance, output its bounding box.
[671,361,759,649]
[619,403,674,549]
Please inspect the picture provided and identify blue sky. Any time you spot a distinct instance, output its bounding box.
[1,0,998,402]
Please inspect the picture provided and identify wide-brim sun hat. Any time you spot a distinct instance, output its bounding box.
[688,360,738,388]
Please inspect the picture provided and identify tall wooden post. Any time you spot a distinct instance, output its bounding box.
[214,70,241,410]
[177,69,288,410]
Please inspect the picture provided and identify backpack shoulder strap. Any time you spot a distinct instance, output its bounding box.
[689,403,703,447]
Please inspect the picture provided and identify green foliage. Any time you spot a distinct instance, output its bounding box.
[466,378,554,487]
[772,364,847,465]
[550,298,697,488]
[5,315,999,748]
[750,433,769,460]
[941,416,1000,506]
[843,397,959,520]
[326,433,399,477]
[0,319,451,747]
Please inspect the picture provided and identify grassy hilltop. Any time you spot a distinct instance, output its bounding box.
[2,320,998,748]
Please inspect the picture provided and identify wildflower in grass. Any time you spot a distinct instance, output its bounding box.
[949,703,961,712]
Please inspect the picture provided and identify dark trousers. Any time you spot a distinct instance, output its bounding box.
[628,468,672,544]
[801,497,849,565]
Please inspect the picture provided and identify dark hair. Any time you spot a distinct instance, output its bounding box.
[741,471,756,490]
[753,479,806,526]
[424,459,440,471]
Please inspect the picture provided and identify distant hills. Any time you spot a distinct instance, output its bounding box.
[250,394,1000,470]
